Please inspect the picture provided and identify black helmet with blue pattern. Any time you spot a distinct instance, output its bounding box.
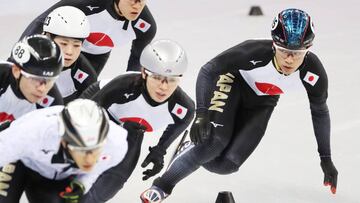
[271,8,315,50]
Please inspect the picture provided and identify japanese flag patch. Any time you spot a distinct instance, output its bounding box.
[171,103,188,119]
[303,71,319,86]
[74,69,89,84]
[37,95,55,107]
[134,19,151,33]
[99,155,111,162]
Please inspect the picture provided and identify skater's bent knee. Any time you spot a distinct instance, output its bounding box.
[203,158,239,175]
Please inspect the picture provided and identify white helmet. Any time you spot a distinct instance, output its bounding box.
[140,39,188,77]
[43,6,90,39]
[60,99,109,150]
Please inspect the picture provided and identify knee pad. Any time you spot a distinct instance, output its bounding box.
[203,158,240,175]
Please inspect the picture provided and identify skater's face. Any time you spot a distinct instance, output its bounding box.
[274,43,308,75]
[12,65,57,103]
[142,69,180,103]
[116,0,146,21]
[67,144,104,172]
[53,36,82,67]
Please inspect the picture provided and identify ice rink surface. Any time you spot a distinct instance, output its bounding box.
[1,0,359,202]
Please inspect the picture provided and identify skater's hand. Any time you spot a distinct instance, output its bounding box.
[190,112,211,145]
[0,163,16,197]
[60,180,85,203]
[141,146,166,180]
[121,121,147,136]
[320,157,338,194]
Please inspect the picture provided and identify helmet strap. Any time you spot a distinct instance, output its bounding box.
[63,143,80,168]
[17,72,22,83]
[51,142,79,168]
[272,56,283,74]
[12,74,28,101]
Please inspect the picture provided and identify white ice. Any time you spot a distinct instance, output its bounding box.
[1,0,359,202]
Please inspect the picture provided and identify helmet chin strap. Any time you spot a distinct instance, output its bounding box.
[142,74,154,102]
[273,56,283,74]
[272,47,283,74]
[51,141,79,169]
[63,143,80,168]
[12,71,28,101]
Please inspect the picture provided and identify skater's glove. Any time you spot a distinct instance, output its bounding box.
[121,121,147,136]
[0,163,16,197]
[141,146,166,180]
[320,157,338,194]
[60,180,85,203]
[190,111,212,145]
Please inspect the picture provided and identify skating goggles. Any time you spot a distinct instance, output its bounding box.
[144,69,181,85]
[273,43,309,59]
[67,141,106,155]
[20,70,58,87]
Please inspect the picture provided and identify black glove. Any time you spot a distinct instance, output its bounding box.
[320,157,338,194]
[190,111,212,145]
[141,146,166,180]
[121,121,147,136]
[59,180,85,203]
